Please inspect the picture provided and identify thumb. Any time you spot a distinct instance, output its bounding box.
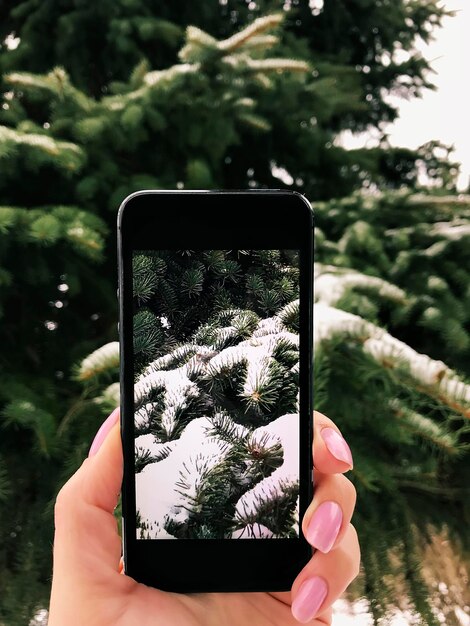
[53,408,123,574]
[85,407,123,512]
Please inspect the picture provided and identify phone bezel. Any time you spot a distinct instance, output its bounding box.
[117,190,314,592]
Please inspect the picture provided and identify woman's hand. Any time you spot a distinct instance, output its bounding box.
[48,409,359,625]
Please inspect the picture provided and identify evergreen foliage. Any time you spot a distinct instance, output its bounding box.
[313,192,470,623]
[0,3,468,625]
[132,261,300,540]
[0,1,459,200]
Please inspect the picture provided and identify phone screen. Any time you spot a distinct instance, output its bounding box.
[132,249,300,540]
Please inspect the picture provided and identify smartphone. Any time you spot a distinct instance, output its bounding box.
[117,190,313,593]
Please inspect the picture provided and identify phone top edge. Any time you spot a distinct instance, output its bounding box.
[117,188,313,230]
[119,188,304,194]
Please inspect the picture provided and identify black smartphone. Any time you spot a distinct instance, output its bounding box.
[117,190,314,593]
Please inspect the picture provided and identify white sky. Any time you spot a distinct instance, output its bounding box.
[388,0,470,190]
[340,0,470,191]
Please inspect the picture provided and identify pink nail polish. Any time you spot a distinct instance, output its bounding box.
[306,501,342,553]
[291,576,328,623]
[88,408,120,457]
[321,427,353,467]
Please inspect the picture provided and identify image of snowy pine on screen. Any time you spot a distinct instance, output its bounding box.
[132,250,300,539]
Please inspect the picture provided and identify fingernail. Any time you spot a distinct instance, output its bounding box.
[89,408,120,457]
[291,576,328,623]
[321,427,353,467]
[306,501,342,553]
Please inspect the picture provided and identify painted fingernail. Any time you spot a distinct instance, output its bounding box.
[306,501,342,553]
[88,407,120,457]
[291,576,328,623]
[321,427,353,467]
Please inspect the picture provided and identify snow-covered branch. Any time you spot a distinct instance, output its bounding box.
[314,303,470,417]
[314,264,407,306]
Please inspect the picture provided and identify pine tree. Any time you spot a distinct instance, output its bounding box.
[0,15,309,625]
[0,3,469,624]
[0,1,458,200]
[313,191,470,624]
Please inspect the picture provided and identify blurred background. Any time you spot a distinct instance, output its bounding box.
[0,1,469,625]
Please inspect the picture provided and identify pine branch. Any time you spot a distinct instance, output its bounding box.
[132,254,160,303]
[138,344,213,378]
[76,342,119,382]
[0,125,85,172]
[234,476,299,535]
[133,309,164,363]
[276,299,299,332]
[206,412,250,446]
[233,413,299,535]
[232,523,277,538]
[314,303,470,418]
[396,480,470,499]
[222,54,310,74]
[239,35,279,51]
[315,263,407,307]
[218,14,284,52]
[135,440,173,473]
[95,383,120,409]
[408,194,470,212]
[389,398,461,454]
[0,457,12,501]
[244,58,310,73]
[5,67,94,111]
[2,399,56,457]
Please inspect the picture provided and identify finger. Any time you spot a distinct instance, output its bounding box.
[291,524,360,623]
[53,410,123,575]
[313,411,353,474]
[302,472,356,553]
[83,407,123,512]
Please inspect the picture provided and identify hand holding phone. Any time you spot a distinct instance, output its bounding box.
[48,190,360,626]
[48,407,359,626]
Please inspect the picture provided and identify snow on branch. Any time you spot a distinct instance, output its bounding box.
[315,304,470,417]
[77,341,119,381]
[0,125,85,172]
[314,263,407,306]
[408,194,470,211]
[429,221,470,240]
[233,413,299,534]
[218,14,284,52]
